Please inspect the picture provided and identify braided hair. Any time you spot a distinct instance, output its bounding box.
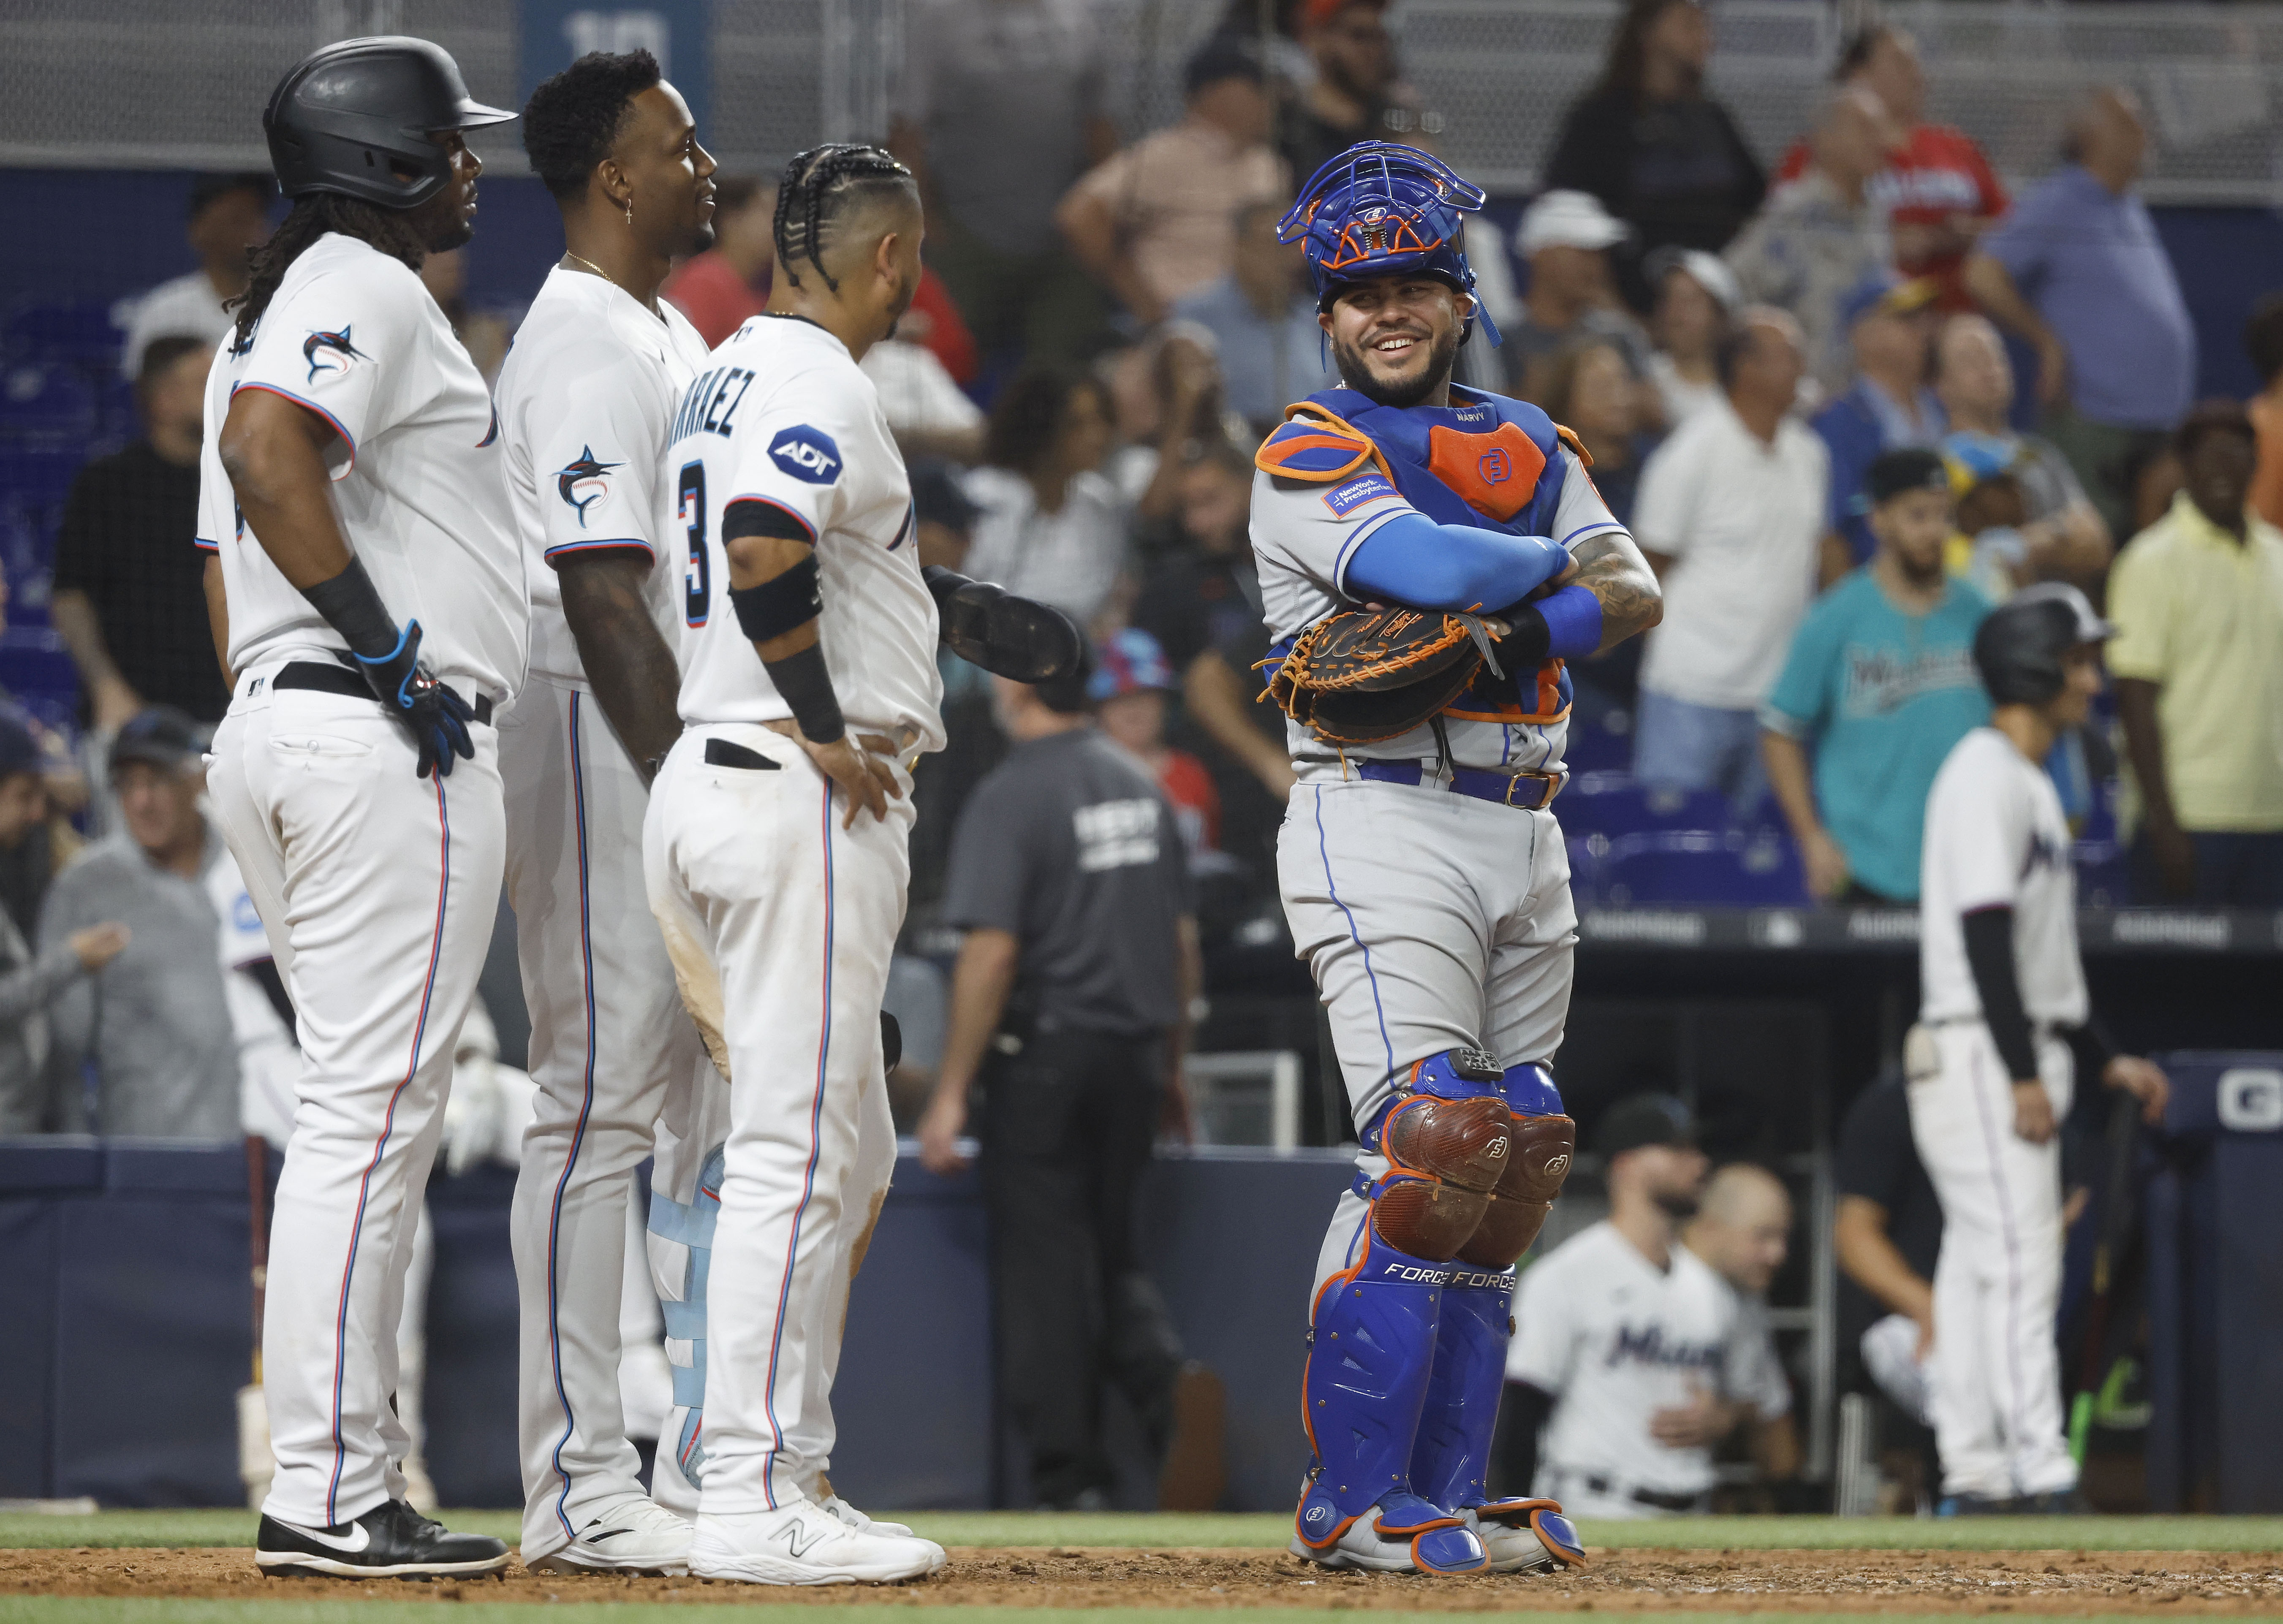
[229,192,428,351]
[772,143,915,294]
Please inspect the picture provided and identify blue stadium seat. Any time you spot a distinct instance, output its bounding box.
[3,300,124,368]
[1598,828,1809,907]
[1557,772,1731,840]
[1563,832,1600,906]
[1561,707,1631,775]
[0,364,97,439]
[2074,838,2131,909]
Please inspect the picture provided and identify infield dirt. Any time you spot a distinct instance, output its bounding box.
[4,1545,2280,1613]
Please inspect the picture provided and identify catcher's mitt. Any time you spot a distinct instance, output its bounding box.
[1266,607,1511,745]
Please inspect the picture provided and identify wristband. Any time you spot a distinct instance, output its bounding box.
[299,556,399,660]
[760,641,845,744]
[1537,584,1604,660]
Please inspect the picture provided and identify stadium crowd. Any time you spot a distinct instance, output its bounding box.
[0,0,2278,1523]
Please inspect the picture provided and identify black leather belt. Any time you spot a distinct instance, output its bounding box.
[1354,758,1564,810]
[273,660,493,726]
[704,737,780,771]
[1574,1472,1705,1512]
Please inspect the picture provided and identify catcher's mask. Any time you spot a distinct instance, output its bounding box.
[1278,141,1501,348]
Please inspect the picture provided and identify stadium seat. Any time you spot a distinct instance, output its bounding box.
[1598,828,1810,908]
[1557,772,1731,840]
[2074,838,2131,909]
[2,300,125,368]
[1563,832,1600,905]
[1561,706,1631,775]
[0,364,97,439]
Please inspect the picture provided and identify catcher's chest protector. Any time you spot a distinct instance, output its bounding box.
[1257,386,1583,735]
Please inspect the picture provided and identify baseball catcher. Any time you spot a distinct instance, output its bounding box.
[1250,143,1663,1575]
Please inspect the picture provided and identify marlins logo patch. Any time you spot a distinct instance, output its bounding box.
[554,445,621,526]
[769,424,842,485]
[302,326,366,384]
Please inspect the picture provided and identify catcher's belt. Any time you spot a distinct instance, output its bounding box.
[1353,758,1564,811]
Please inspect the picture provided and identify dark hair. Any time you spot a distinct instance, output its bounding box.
[1833,24,1894,83]
[228,193,428,350]
[2245,292,2283,387]
[772,143,915,293]
[1597,0,1700,99]
[2172,397,2256,462]
[985,366,1103,476]
[521,49,662,203]
[138,333,212,388]
[188,171,274,223]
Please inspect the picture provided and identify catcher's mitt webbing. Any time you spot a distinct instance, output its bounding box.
[1265,606,1511,746]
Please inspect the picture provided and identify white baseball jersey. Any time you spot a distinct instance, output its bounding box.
[1919,727,2087,1027]
[1250,445,1622,774]
[664,314,943,746]
[1506,1221,1788,1497]
[495,267,710,688]
[195,231,526,700]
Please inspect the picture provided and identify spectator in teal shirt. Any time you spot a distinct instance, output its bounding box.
[1761,450,1990,904]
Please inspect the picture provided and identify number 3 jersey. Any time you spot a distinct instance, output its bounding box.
[661,313,944,749]
[494,266,712,689]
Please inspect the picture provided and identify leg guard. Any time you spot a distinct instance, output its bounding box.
[648,1143,724,1510]
[1296,1227,1486,1574]
[1457,1065,1576,1269]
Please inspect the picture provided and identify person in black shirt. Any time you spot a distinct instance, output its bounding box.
[52,334,232,729]
[1278,0,1443,188]
[1832,1075,1944,1485]
[917,657,1220,1510]
[1542,0,1766,312]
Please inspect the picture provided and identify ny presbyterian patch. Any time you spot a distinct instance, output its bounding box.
[1323,473,1399,518]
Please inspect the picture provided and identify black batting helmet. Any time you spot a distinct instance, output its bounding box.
[1972,583,2112,706]
[263,36,515,209]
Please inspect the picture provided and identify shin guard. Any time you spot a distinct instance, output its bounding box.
[1296,1233,1482,1571]
[1409,1265,1514,1512]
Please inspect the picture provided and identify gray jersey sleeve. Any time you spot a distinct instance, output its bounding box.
[1249,467,1419,640]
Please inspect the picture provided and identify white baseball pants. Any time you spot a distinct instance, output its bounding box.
[207,669,504,1529]
[644,724,910,1515]
[1906,1021,2079,1501]
[499,680,689,1560]
[1281,775,1577,1295]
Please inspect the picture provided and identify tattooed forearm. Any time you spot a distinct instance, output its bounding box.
[1569,531,1663,652]
[559,552,684,782]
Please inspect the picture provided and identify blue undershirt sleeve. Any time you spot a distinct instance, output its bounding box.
[1343,511,1571,613]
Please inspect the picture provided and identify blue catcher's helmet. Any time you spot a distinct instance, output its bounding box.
[1277,141,1502,347]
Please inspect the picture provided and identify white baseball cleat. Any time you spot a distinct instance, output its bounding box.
[690,1504,946,1585]
[525,1496,693,1576]
[1461,1499,1586,1575]
[819,1493,915,1539]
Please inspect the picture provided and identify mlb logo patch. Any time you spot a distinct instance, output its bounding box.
[769,424,842,484]
[1322,473,1397,517]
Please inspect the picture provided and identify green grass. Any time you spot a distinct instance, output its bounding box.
[2,1508,2281,1553]
[0,1610,2222,1624]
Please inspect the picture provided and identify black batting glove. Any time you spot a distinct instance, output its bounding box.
[352,619,476,779]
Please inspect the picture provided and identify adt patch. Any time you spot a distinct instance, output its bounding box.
[769,424,842,485]
[1323,473,1398,518]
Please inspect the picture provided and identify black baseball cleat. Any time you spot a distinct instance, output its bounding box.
[255,1499,511,1579]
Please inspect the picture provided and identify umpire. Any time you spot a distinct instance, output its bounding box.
[917,657,1220,1510]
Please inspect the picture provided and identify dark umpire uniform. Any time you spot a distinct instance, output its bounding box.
[931,665,1213,1508]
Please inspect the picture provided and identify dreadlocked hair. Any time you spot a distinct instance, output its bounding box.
[772,143,914,294]
[229,192,428,351]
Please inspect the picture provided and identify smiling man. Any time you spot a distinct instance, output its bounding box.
[197,36,523,1578]
[1250,142,1661,1578]
[492,48,719,1577]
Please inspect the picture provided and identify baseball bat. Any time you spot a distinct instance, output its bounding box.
[237,1133,272,1510]
[2068,1089,2142,1465]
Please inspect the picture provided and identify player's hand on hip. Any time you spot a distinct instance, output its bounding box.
[2103,1054,2170,1126]
[2011,1079,2057,1144]
[800,734,902,829]
[1649,1387,1734,1448]
[352,619,476,779]
[69,922,130,971]
[917,1088,969,1176]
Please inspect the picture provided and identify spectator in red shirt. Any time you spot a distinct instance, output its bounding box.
[661,174,773,345]
[1092,628,1221,858]
[1773,27,2006,311]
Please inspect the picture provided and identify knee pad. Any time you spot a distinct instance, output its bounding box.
[1360,1049,1513,1261]
[1299,1228,1456,1541]
[1457,1064,1575,1269]
[1410,1266,1514,1512]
